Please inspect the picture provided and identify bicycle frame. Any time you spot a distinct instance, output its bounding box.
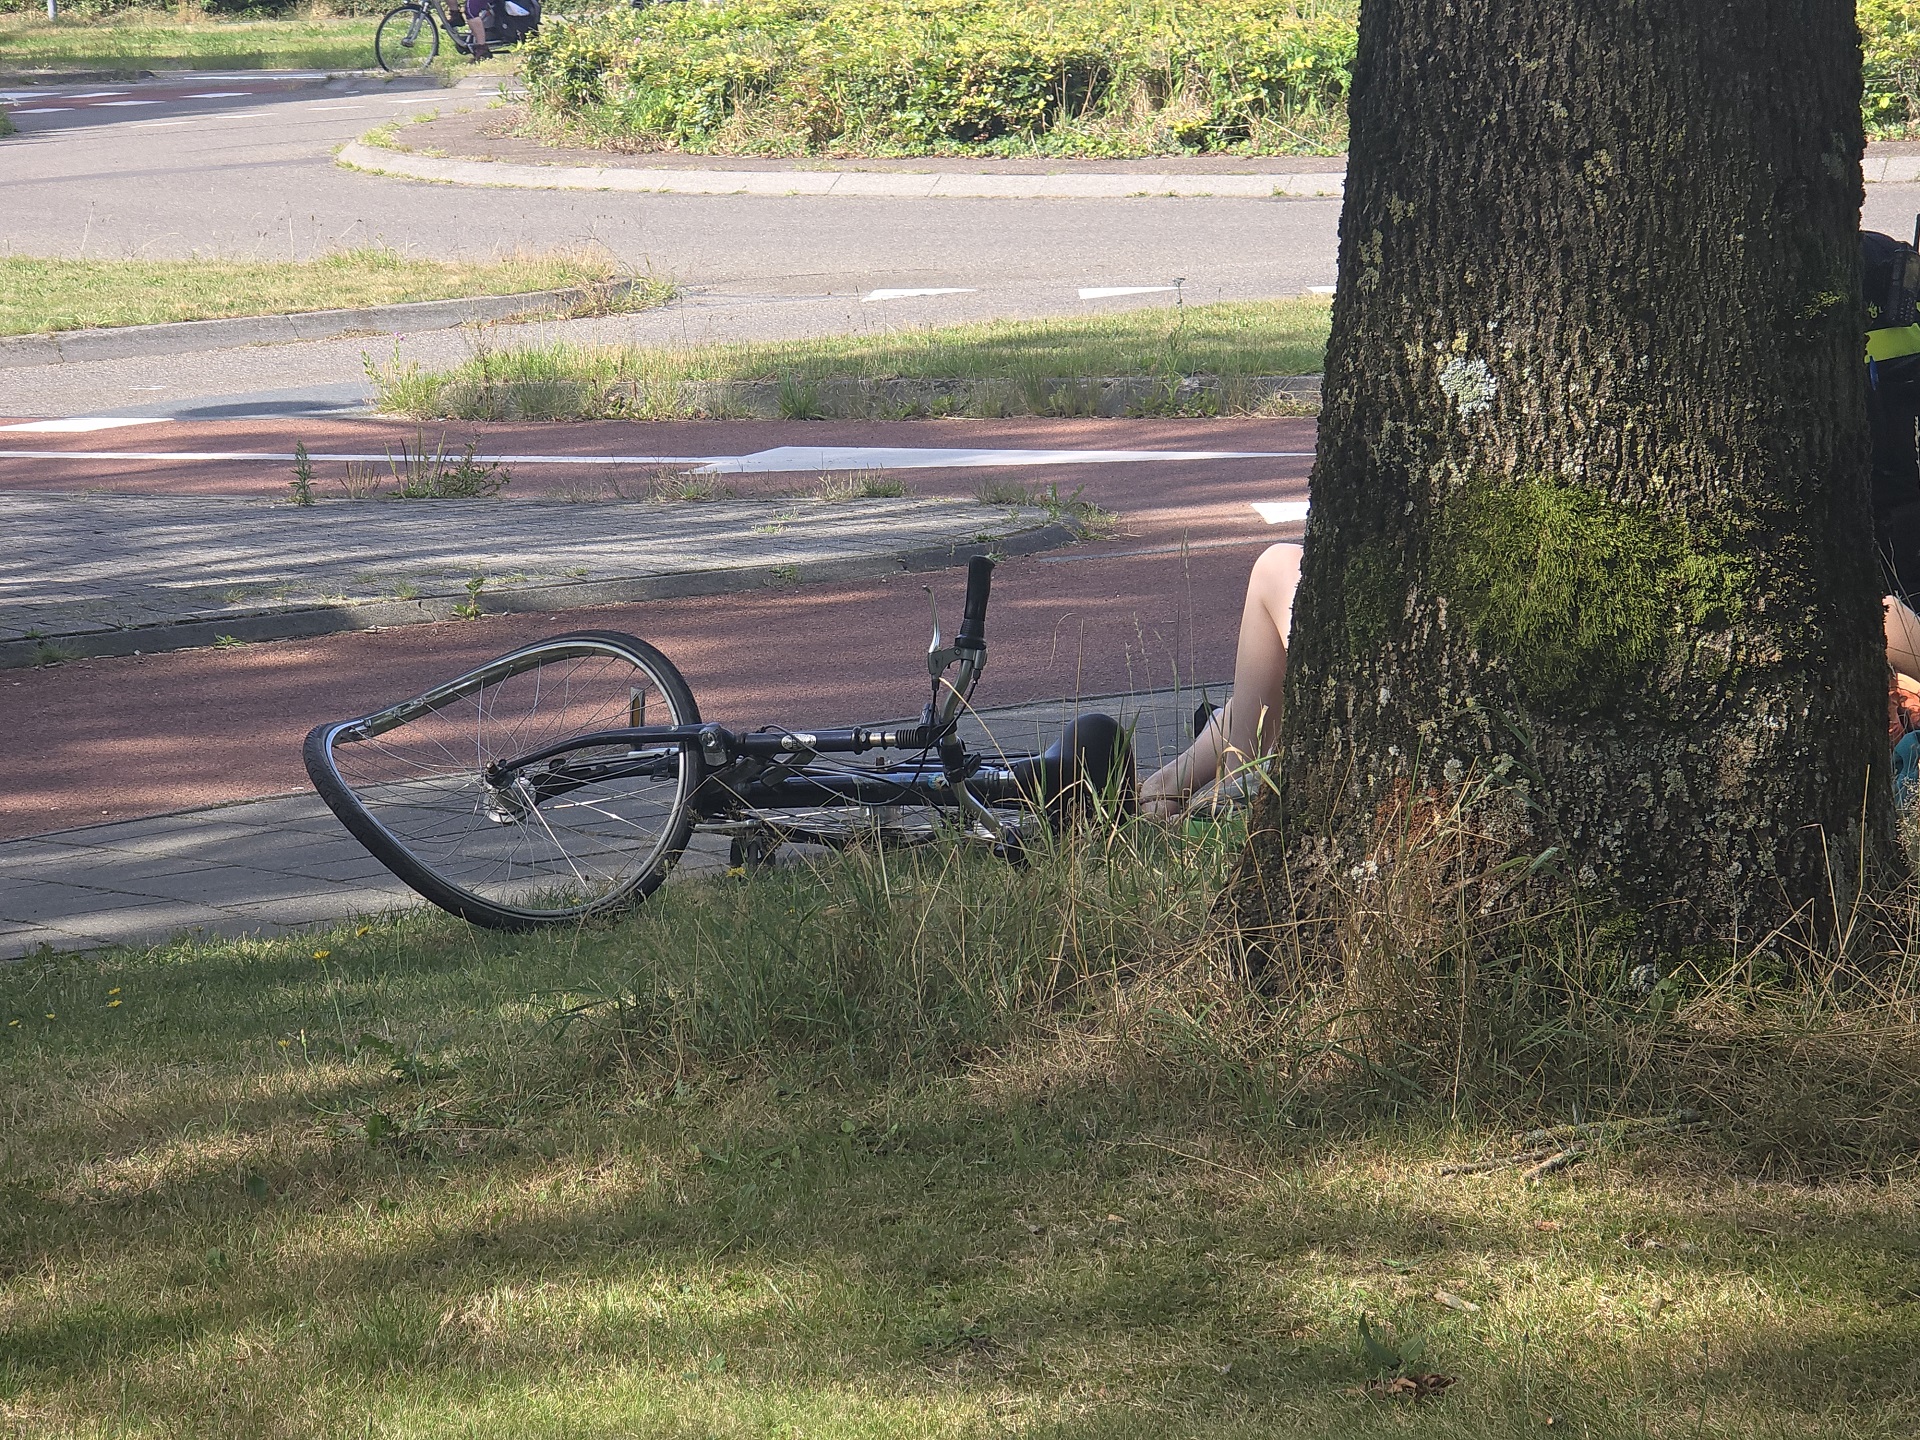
[475,558,1028,840]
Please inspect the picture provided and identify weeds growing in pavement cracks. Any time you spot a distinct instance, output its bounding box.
[814,470,909,501]
[332,433,511,501]
[767,564,802,585]
[288,442,315,506]
[977,478,1119,539]
[452,573,487,619]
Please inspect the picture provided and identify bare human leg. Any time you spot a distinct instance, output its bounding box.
[1140,543,1302,819]
[1887,594,1920,681]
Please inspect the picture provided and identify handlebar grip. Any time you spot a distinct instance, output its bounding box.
[956,555,994,649]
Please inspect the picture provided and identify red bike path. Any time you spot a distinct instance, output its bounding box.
[0,416,1314,840]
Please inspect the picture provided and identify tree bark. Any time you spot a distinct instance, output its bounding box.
[1234,0,1894,966]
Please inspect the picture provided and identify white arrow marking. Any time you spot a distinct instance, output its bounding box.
[1251,501,1311,524]
[0,418,166,433]
[862,288,977,303]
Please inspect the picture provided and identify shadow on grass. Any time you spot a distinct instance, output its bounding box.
[8,876,1920,1436]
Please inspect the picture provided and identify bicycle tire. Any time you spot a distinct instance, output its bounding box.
[375,4,440,72]
[305,631,702,929]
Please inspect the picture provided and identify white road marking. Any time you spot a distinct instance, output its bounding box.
[862,288,977,303]
[1078,285,1178,300]
[204,112,271,121]
[694,445,1312,474]
[0,418,166,434]
[185,91,254,99]
[93,100,161,107]
[131,120,192,129]
[307,102,372,110]
[1306,285,1336,295]
[13,107,75,114]
[0,442,1313,471]
[389,96,444,104]
[1251,501,1310,524]
[69,91,128,98]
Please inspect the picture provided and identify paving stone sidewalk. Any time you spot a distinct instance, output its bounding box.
[1,492,1051,663]
[0,685,1218,960]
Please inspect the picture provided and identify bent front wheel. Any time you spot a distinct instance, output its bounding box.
[305,631,702,929]
[374,4,440,72]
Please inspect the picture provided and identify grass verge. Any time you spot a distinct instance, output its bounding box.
[371,295,1333,420]
[0,248,670,336]
[0,12,378,72]
[7,814,1920,1437]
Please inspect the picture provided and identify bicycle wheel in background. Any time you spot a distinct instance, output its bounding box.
[374,4,440,72]
[305,631,702,929]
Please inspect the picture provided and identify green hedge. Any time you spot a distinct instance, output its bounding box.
[523,0,1358,156]
[525,0,1920,157]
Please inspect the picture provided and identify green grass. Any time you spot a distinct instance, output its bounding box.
[0,248,669,336]
[372,295,1334,420]
[7,821,1920,1438]
[0,11,379,72]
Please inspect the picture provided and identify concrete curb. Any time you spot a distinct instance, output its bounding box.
[342,138,1920,195]
[1,519,1078,670]
[0,280,653,370]
[337,139,1347,199]
[1865,154,1920,183]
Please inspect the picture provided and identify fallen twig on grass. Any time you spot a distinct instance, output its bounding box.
[1434,1110,1706,1181]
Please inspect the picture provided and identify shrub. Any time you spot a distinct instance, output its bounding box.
[523,0,1920,155]
[522,0,1359,156]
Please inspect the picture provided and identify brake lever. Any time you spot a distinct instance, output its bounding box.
[925,585,961,679]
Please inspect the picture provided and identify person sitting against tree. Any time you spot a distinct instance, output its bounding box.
[1143,229,1920,822]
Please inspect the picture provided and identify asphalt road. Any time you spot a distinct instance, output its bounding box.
[3,71,1342,313]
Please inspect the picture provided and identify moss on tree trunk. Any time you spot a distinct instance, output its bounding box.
[1233,0,1896,967]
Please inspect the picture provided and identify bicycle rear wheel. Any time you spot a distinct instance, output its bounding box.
[305,631,701,929]
[375,4,440,72]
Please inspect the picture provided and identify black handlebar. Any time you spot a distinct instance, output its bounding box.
[957,556,993,650]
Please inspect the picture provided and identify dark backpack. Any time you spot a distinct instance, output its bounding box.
[1865,229,1920,336]
[492,0,540,43]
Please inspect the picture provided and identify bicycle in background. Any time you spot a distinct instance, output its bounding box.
[374,0,541,72]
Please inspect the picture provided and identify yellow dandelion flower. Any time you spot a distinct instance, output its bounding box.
[355,926,372,937]
[107,1000,122,1009]
[313,949,331,960]
[279,1039,291,1048]
[44,1013,55,1020]
[8,1019,18,1027]
[107,987,121,996]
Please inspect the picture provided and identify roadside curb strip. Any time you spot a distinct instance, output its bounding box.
[0,68,155,85]
[341,139,1920,193]
[337,140,1347,199]
[0,280,652,370]
[0,520,1078,670]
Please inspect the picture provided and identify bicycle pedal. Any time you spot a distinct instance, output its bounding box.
[1192,698,1218,739]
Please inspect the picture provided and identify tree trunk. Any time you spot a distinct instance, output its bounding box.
[1235,0,1894,967]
